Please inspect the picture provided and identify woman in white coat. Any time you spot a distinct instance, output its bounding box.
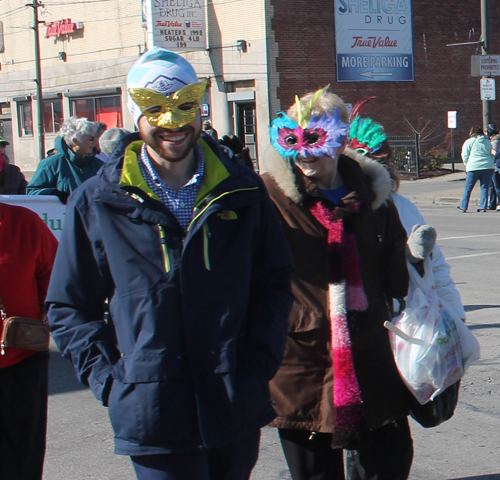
[343,114,466,480]
[345,114,465,320]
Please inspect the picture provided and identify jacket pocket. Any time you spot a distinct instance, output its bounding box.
[108,377,200,446]
[288,303,325,332]
[108,380,143,443]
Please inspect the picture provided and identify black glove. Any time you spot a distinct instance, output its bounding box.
[53,189,70,205]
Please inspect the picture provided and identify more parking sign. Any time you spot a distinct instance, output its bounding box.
[334,0,414,83]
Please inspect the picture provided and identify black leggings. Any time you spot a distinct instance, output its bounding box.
[279,429,345,480]
[279,418,413,480]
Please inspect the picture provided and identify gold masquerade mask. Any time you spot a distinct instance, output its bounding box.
[128,79,207,129]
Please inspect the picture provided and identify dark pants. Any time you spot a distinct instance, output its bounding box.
[345,418,413,480]
[131,430,261,480]
[488,170,500,209]
[0,351,49,480]
[279,418,413,480]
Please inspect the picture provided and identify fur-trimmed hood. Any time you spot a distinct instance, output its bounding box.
[260,145,392,210]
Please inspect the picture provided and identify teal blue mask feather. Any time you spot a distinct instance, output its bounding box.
[348,116,387,155]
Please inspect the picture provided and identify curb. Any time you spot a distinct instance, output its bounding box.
[404,196,479,206]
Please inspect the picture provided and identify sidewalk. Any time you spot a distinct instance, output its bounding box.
[399,167,483,207]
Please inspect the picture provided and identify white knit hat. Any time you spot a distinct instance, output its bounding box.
[127,47,199,126]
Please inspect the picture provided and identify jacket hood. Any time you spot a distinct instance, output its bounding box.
[260,145,392,210]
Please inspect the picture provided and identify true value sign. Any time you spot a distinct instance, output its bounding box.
[471,55,500,77]
[45,19,83,38]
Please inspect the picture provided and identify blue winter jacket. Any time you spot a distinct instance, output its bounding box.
[27,136,103,196]
[46,132,294,456]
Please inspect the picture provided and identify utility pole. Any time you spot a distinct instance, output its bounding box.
[480,0,491,130]
[26,0,44,162]
[447,0,491,130]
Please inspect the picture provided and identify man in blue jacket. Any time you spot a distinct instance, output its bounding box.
[47,48,294,480]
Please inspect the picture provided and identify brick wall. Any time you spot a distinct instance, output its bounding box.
[270,0,500,154]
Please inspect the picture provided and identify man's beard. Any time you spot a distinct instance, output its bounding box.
[140,124,201,163]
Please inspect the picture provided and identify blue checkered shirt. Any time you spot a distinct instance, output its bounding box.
[138,143,205,231]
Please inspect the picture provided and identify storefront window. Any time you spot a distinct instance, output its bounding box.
[71,95,122,128]
[96,96,122,128]
[43,99,63,134]
[72,98,95,121]
[17,101,33,137]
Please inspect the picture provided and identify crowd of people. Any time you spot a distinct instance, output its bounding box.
[0,47,470,480]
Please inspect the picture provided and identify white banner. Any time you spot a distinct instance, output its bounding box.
[334,0,414,82]
[0,195,65,240]
[146,0,206,51]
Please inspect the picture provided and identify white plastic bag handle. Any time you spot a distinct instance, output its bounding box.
[384,321,427,347]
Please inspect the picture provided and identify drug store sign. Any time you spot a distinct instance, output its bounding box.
[144,0,207,51]
[334,0,414,82]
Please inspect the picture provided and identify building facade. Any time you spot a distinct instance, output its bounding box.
[0,0,273,175]
[270,0,500,162]
[0,0,498,175]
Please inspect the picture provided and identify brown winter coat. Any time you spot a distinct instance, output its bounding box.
[261,150,411,444]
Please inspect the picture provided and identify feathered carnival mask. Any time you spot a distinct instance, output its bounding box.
[347,96,387,155]
[270,87,349,162]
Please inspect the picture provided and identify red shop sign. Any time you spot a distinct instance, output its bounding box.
[45,19,80,38]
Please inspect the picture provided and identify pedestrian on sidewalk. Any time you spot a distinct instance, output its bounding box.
[458,125,494,213]
[261,87,411,480]
[486,124,500,210]
[46,47,294,480]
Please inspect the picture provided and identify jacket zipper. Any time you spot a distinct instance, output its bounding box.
[1,302,7,355]
[203,222,211,271]
[158,225,171,273]
[128,192,144,203]
[125,192,172,274]
[127,188,259,274]
[187,187,259,271]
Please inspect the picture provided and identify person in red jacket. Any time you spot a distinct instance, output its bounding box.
[0,154,58,479]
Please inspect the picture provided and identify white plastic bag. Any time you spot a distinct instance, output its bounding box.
[385,256,480,405]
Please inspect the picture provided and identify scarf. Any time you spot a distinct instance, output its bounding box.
[308,198,371,448]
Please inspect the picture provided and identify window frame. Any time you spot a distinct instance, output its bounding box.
[70,94,123,128]
[43,98,63,134]
[17,100,33,137]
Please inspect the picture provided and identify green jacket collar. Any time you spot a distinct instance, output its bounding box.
[118,137,230,206]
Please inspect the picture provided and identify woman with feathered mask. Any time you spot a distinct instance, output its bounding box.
[260,87,413,480]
